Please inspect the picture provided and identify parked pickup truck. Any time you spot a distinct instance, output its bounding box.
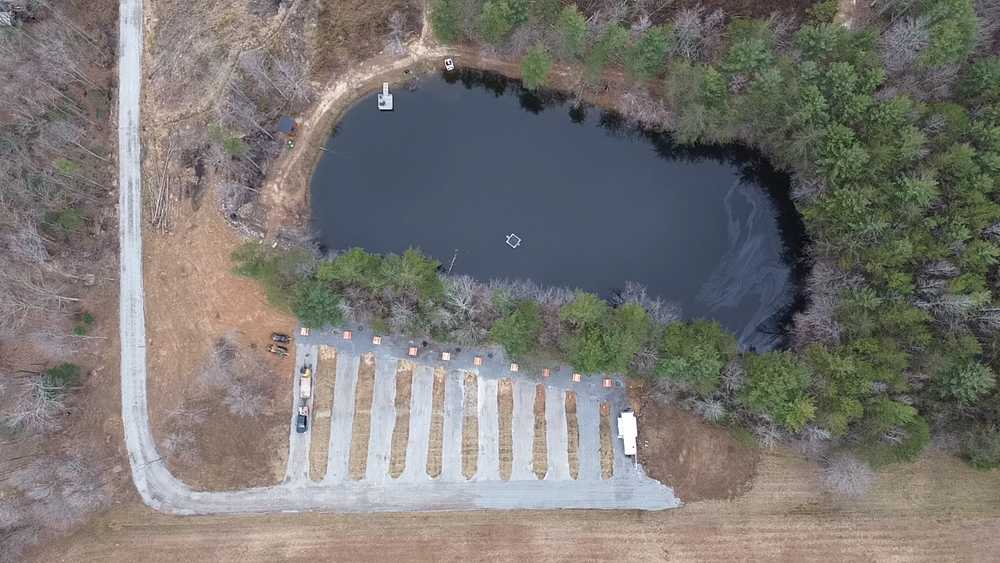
[271,332,291,344]
[299,366,312,400]
[295,406,309,433]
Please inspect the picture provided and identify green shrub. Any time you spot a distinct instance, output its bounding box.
[490,300,543,358]
[293,280,343,329]
[479,0,517,44]
[921,0,978,68]
[53,157,80,175]
[528,0,561,25]
[584,24,629,81]
[626,25,672,81]
[521,45,552,90]
[555,5,587,59]
[564,323,608,373]
[44,207,84,234]
[317,247,383,287]
[656,320,737,396]
[963,425,1000,469]
[430,0,463,43]
[937,361,997,406]
[74,311,95,336]
[560,291,609,328]
[559,296,652,374]
[44,363,81,390]
[743,351,815,431]
[602,303,652,373]
[807,0,839,23]
[958,57,1000,105]
[209,124,248,157]
[231,243,315,310]
[862,415,930,466]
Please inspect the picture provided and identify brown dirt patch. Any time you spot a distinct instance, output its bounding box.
[388,362,414,478]
[426,368,446,478]
[348,353,376,480]
[636,399,759,502]
[461,372,479,480]
[309,347,337,481]
[144,201,295,490]
[313,0,422,78]
[498,378,513,480]
[599,402,613,480]
[157,334,289,491]
[565,392,580,480]
[532,384,547,479]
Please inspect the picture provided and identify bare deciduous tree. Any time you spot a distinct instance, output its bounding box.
[4,218,50,265]
[616,90,671,129]
[880,16,929,76]
[792,260,855,349]
[386,10,407,55]
[0,375,67,433]
[272,53,314,107]
[673,6,724,61]
[721,358,746,395]
[754,421,784,449]
[694,398,726,422]
[629,344,659,374]
[822,454,876,497]
[0,267,78,337]
[390,300,417,333]
[193,334,272,418]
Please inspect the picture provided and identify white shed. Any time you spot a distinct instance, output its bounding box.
[617,409,637,456]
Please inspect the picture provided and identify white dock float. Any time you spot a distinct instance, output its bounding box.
[378,82,393,111]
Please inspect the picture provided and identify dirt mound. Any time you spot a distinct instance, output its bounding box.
[636,399,758,502]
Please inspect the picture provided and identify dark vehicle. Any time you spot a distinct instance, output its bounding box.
[271,332,291,344]
[267,343,289,358]
[295,406,309,433]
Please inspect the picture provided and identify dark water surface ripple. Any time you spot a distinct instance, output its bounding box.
[310,70,806,350]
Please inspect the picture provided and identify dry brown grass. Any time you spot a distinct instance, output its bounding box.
[532,384,547,479]
[498,379,513,481]
[388,363,414,479]
[461,373,478,480]
[313,0,421,78]
[425,368,446,478]
[38,451,1000,562]
[348,353,376,480]
[599,402,613,480]
[308,348,337,481]
[565,392,580,480]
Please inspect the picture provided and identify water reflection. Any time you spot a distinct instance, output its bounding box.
[312,69,807,349]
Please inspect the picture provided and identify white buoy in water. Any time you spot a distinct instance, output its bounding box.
[506,233,522,249]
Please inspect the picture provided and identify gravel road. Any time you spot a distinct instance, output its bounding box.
[118,0,678,514]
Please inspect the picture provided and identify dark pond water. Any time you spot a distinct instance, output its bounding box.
[310,71,806,350]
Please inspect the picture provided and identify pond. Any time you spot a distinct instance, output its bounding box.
[310,70,806,350]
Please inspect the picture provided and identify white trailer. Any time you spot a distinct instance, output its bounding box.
[617,409,638,456]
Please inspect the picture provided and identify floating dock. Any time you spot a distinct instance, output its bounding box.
[377,82,393,111]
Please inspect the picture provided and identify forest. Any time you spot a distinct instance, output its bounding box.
[233,0,1000,476]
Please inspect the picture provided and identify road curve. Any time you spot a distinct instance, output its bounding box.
[117,0,678,514]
